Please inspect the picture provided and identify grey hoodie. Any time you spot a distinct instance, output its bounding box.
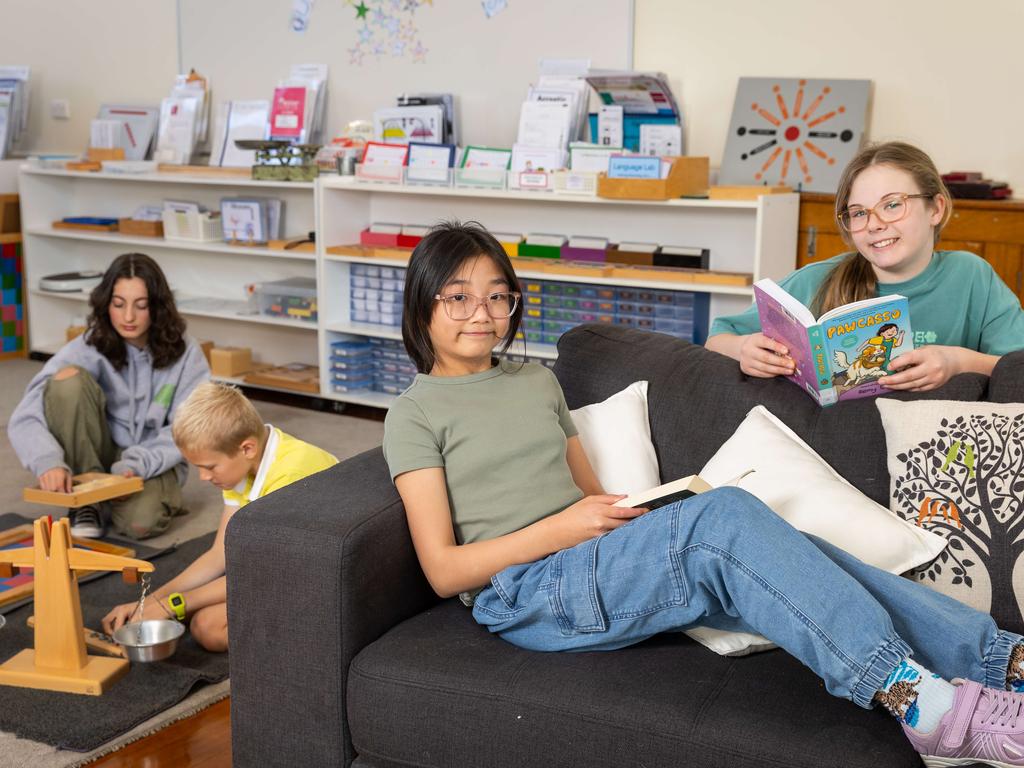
[8,333,210,483]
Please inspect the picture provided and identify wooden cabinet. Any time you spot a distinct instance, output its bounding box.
[797,192,1024,303]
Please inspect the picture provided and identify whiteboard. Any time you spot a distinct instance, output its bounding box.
[179,0,633,150]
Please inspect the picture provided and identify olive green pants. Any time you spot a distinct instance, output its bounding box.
[43,367,184,539]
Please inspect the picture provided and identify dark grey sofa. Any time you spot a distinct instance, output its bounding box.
[226,324,1024,768]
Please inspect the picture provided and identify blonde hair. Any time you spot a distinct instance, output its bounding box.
[812,141,953,316]
[172,382,265,455]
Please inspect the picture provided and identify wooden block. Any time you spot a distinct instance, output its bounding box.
[122,567,139,584]
[156,163,251,177]
[709,185,793,201]
[542,261,615,278]
[268,238,316,253]
[117,218,164,237]
[243,363,320,394]
[65,161,103,172]
[325,244,412,262]
[23,473,144,508]
[66,325,87,342]
[509,256,557,274]
[209,346,253,377]
[0,194,20,234]
[86,147,126,162]
[199,340,213,364]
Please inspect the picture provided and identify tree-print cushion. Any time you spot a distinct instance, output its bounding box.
[877,399,1024,634]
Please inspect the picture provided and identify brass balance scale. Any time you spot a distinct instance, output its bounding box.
[236,139,321,182]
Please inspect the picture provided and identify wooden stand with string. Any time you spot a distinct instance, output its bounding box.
[0,516,154,695]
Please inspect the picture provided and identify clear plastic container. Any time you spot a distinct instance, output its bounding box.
[252,277,317,322]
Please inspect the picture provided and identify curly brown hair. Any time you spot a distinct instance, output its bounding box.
[86,253,187,370]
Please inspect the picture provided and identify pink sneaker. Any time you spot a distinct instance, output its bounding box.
[902,678,1024,767]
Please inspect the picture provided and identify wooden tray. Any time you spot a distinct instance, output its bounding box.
[0,524,136,610]
[243,363,320,394]
[23,473,144,508]
[118,218,164,237]
[597,156,709,201]
[708,185,793,201]
[325,244,413,261]
[52,220,118,233]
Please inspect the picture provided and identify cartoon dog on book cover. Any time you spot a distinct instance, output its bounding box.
[831,322,906,393]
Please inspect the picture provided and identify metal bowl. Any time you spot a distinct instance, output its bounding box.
[0,614,5,630]
[113,619,184,663]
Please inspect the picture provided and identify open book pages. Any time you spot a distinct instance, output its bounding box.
[614,475,713,510]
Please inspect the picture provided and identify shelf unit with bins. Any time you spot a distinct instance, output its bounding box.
[18,167,318,394]
[316,177,799,407]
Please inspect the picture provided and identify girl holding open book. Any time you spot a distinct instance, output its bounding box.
[384,221,1024,767]
[706,141,1024,390]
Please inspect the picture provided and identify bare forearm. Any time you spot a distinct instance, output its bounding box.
[705,333,744,360]
[150,549,225,603]
[958,349,1000,376]
[424,515,565,598]
[176,577,227,617]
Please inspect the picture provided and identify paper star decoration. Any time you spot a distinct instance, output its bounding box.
[354,1,369,18]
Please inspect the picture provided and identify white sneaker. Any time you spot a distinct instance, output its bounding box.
[68,507,104,538]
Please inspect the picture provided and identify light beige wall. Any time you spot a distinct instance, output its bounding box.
[0,0,178,154]
[635,0,1024,192]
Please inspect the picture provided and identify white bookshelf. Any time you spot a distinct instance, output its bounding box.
[19,166,318,383]
[315,176,798,405]
[19,166,799,409]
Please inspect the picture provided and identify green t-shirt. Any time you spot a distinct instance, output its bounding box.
[709,251,1024,356]
[383,361,582,546]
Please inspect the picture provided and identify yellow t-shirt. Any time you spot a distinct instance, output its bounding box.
[222,425,338,508]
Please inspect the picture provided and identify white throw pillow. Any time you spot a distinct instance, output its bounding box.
[692,405,948,656]
[569,380,660,496]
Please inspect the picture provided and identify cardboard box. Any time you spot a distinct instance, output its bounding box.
[597,156,709,201]
[209,346,252,377]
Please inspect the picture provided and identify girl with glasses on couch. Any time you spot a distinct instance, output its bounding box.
[384,220,1024,768]
[705,141,1024,390]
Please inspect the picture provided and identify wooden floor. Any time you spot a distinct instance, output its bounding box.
[87,697,232,767]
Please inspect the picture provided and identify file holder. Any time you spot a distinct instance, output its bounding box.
[162,209,223,242]
[508,171,554,192]
[453,167,507,191]
[355,164,404,184]
[552,171,599,196]
[403,167,454,188]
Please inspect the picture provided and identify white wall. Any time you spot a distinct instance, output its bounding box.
[0,0,178,156]
[635,0,1024,192]
[3,0,1023,195]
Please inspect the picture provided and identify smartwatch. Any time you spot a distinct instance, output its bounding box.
[167,592,186,622]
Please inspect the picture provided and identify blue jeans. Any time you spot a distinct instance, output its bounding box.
[472,487,1022,709]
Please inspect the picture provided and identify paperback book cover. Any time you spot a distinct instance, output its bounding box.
[269,86,307,141]
[614,475,713,511]
[754,278,913,406]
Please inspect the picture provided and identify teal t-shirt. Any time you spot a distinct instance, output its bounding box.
[709,251,1024,356]
[383,361,582,547]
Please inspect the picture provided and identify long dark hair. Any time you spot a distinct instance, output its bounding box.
[402,221,522,373]
[86,253,187,370]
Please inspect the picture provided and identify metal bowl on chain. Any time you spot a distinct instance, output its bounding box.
[113,619,184,662]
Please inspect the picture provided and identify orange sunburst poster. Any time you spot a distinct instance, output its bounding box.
[720,78,871,193]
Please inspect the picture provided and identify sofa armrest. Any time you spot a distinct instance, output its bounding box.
[226,447,438,768]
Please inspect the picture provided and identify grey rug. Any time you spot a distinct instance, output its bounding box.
[0,527,226,752]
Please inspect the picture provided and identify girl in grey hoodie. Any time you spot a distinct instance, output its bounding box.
[9,253,210,539]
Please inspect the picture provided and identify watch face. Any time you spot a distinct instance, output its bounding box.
[170,596,184,607]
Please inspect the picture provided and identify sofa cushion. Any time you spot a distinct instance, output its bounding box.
[878,398,1024,635]
[347,601,920,768]
[554,325,989,508]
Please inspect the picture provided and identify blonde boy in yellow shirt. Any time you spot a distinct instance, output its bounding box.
[102,382,337,651]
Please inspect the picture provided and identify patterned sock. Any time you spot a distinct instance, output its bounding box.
[1006,644,1024,692]
[874,658,956,734]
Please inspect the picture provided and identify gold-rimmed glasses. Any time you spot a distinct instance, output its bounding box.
[837,193,933,233]
[434,291,521,320]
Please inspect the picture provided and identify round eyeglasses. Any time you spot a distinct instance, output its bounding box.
[837,192,933,233]
[434,291,521,320]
